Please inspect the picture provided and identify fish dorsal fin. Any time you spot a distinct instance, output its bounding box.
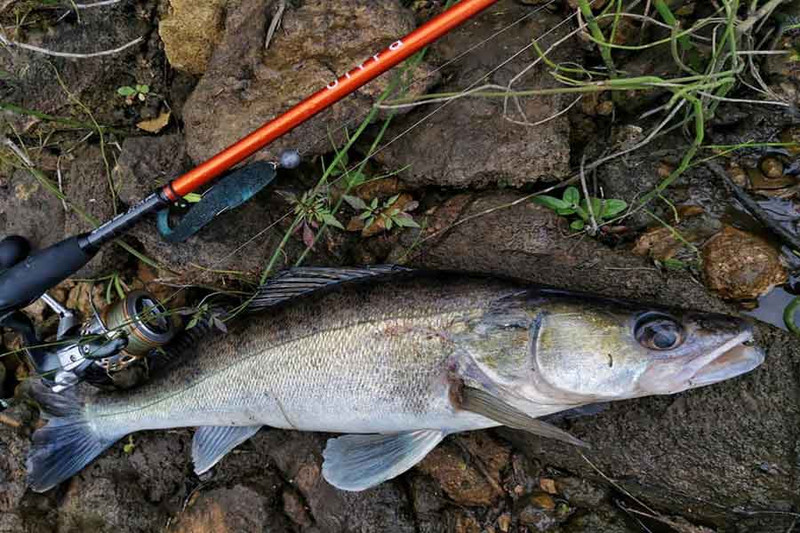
[460,387,588,448]
[192,425,262,474]
[322,429,445,491]
[247,265,411,311]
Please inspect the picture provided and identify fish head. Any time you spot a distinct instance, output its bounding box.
[465,292,764,407]
[524,293,764,402]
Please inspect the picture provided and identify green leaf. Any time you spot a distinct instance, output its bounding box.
[343,195,368,211]
[135,84,150,94]
[533,195,570,211]
[600,198,628,219]
[570,219,585,231]
[385,217,393,231]
[386,194,400,206]
[183,193,203,203]
[394,213,420,228]
[321,212,344,230]
[661,258,687,270]
[370,198,379,209]
[358,211,372,220]
[580,198,602,218]
[117,86,136,96]
[563,186,580,205]
[555,207,576,216]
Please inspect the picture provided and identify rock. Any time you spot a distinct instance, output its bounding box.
[184,0,431,166]
[376,1,574,189]
[416,434,508,506]
[702,226,787,300]
[158,0,228,75]
[171,485,288,533]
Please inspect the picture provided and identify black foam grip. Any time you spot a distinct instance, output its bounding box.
[0,235,95,313]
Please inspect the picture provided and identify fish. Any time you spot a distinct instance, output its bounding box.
[25,267,764,493]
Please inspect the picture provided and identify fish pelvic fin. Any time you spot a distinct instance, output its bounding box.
[192,425,262,475]
[26,381,124,493]
[322,429,445,492]
[459,386,588,448]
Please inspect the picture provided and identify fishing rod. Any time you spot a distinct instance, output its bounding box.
[0,0,501,393]
[0,0,499,315]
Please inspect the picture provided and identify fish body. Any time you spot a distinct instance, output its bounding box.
[26,268,764,493]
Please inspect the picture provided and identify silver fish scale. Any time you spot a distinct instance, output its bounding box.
[89,276,519,438]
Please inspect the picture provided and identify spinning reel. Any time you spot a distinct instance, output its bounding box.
[0,236,176,393]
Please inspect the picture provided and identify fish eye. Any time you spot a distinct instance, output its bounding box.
[635,314,684,351]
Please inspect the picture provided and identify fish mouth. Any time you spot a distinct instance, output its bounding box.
[687,330,765,388]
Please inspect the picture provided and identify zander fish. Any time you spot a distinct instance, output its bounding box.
[26,267,764,492]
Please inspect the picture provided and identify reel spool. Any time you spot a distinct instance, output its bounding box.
[78,291,176,390]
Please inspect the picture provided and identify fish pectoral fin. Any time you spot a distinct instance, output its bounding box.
[322,429,445,492]
[192,425,262,475]
[247,265,411,311]
[460,387,589,448]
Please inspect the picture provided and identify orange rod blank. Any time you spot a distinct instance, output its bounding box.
[164,0,499,200]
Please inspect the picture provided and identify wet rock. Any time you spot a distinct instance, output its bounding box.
[376,1,574,189]
[171,485,287,533]
[159,0,228,75]
[417,434,508,506]
[702,226,787,300]
[184,0,431,165]
[113,134,309,278]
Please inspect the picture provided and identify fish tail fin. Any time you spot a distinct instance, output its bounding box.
[26,381,124,493]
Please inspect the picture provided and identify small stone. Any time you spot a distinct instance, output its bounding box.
[158,0,227,75]
[497,512,512,532]
[727,163,749,188]
[702,226,787,300]
[279,150,301,169]
[760,157,785,179]
[632,227,683,262]
[529,492,556,511]
[539,477,558,494]
[417,436,507,506]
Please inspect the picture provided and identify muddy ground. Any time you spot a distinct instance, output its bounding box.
[1,0,800,531]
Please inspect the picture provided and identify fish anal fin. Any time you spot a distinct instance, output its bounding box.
[248,265,411,311]
[460,387,588,448]
[192,425,262,475]
[322,429,445,491]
